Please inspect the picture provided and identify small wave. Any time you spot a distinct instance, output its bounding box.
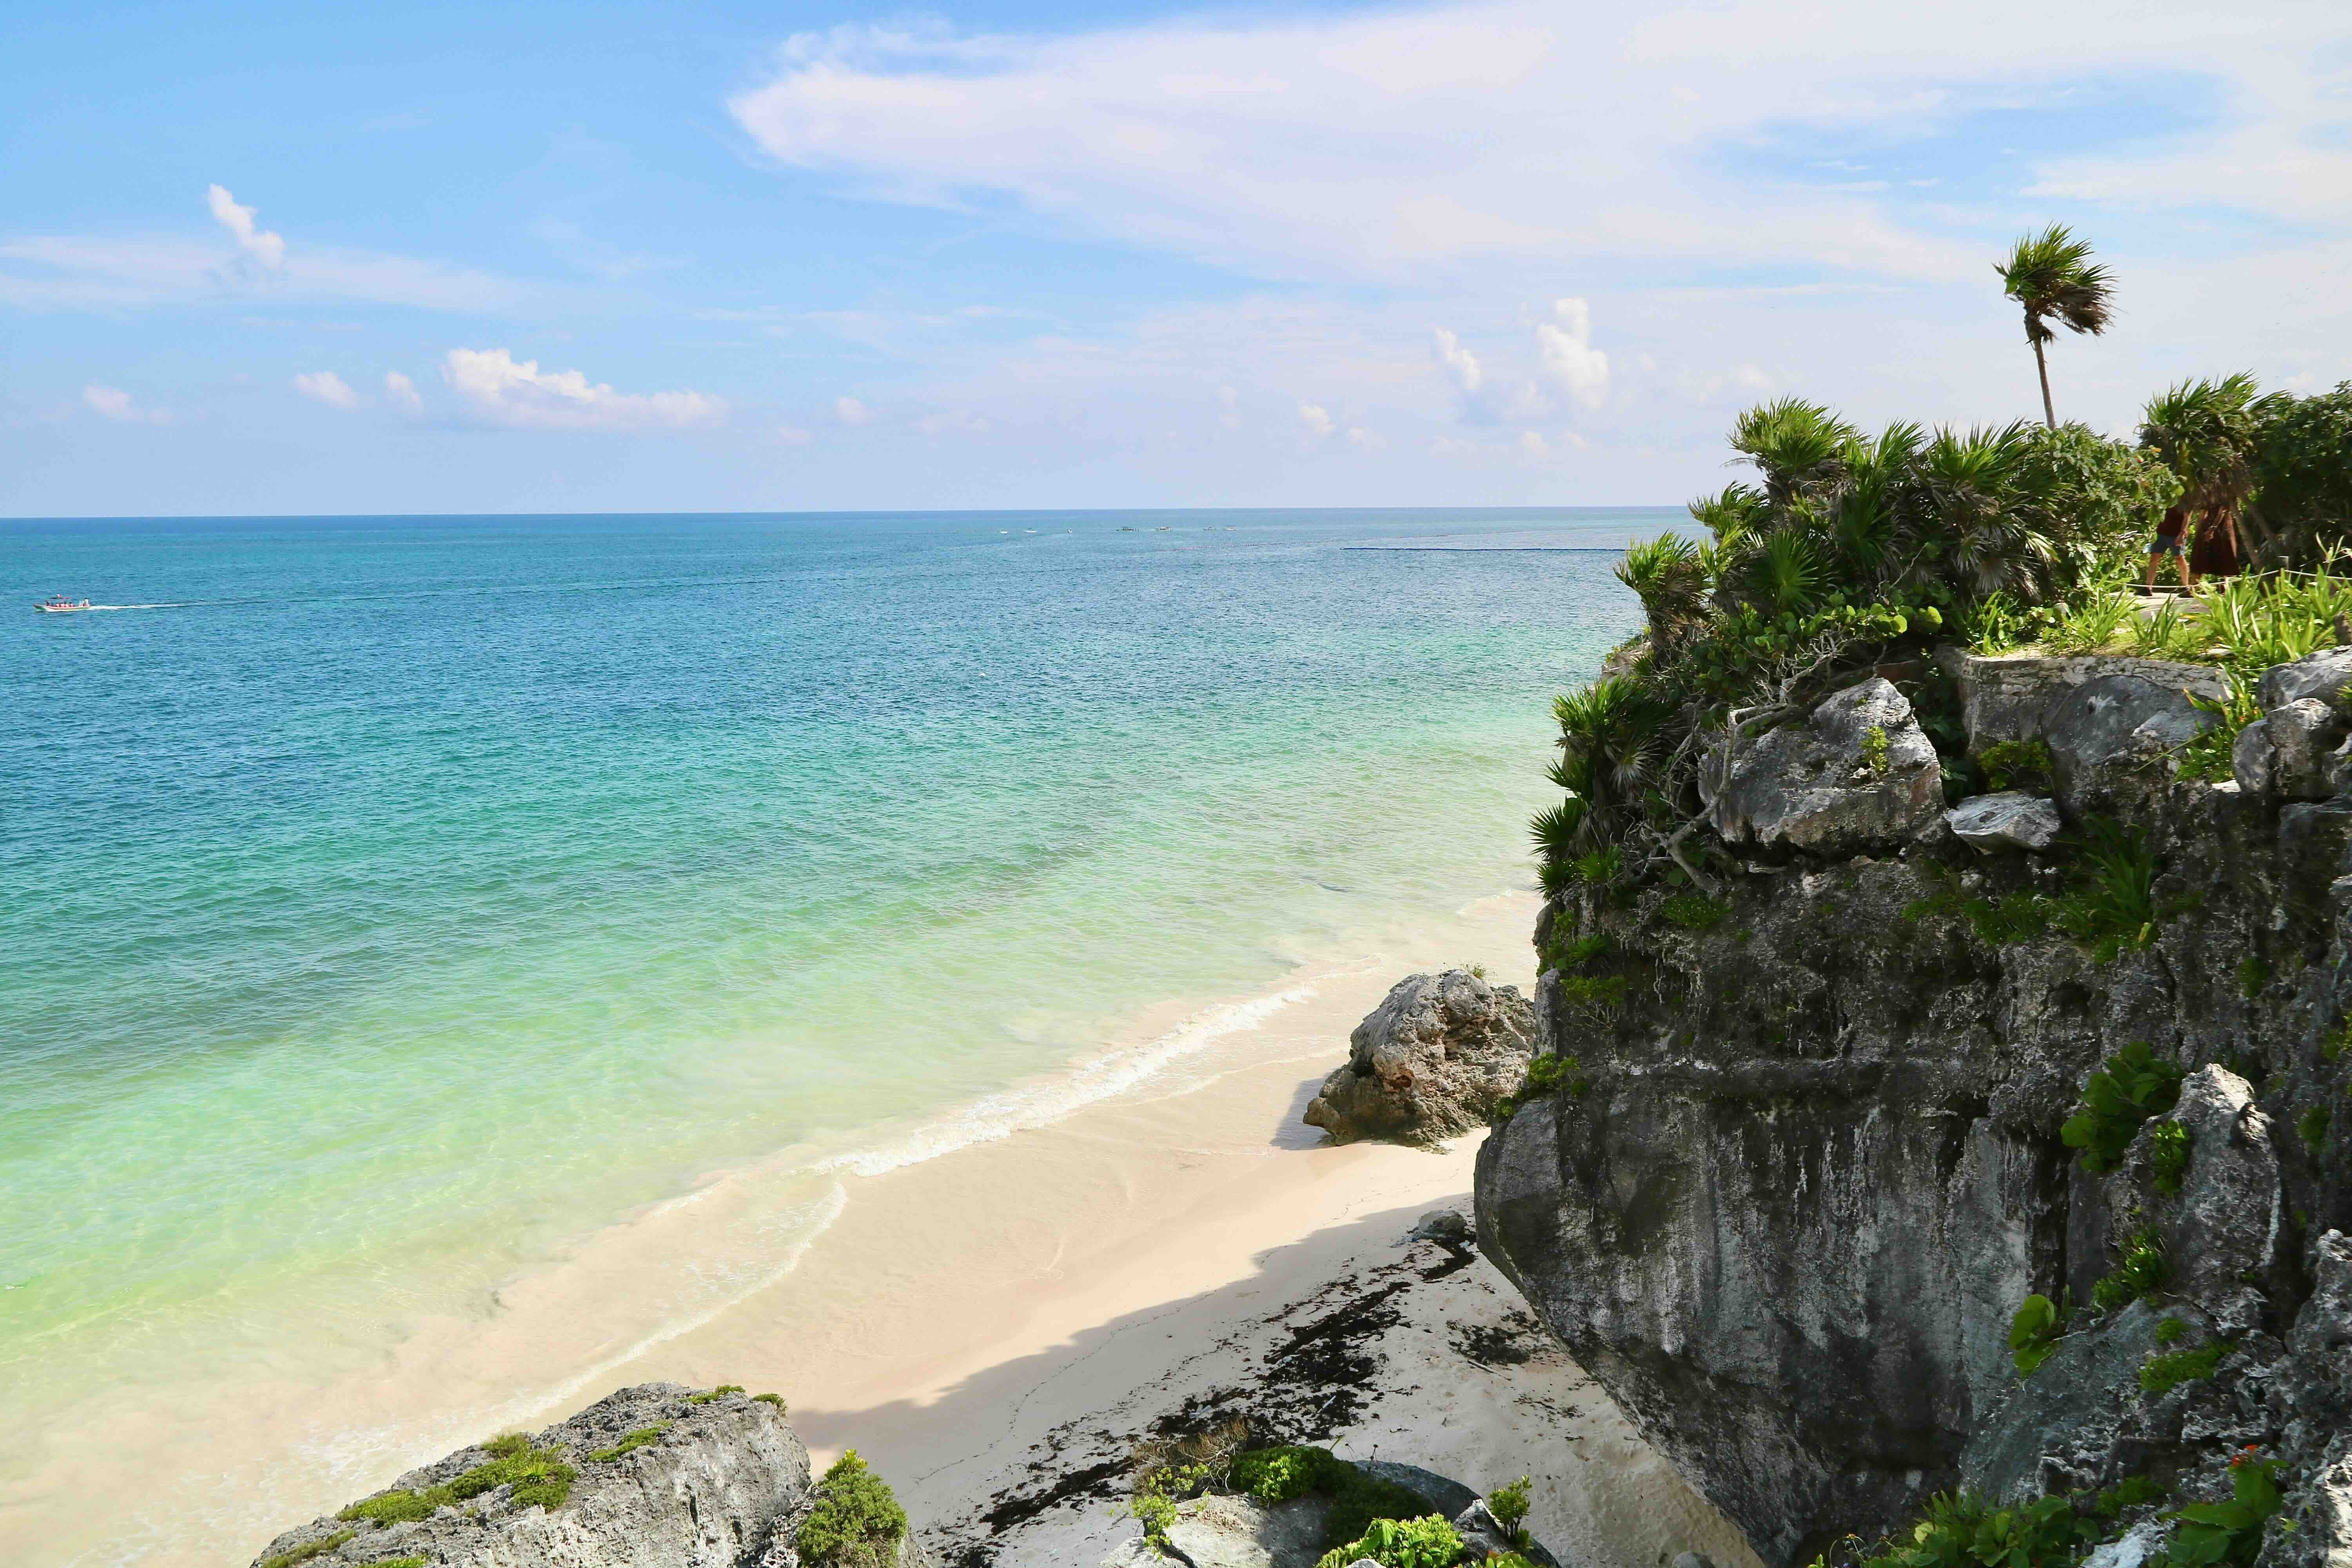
[824,984,1317,1179]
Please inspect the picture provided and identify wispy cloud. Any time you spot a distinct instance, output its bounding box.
[383,371,424,414]
[83,384,171,424]
[206,185,285,270]
[440,348,724,431]
[1536,298,1610,409]
[292,370,360,409]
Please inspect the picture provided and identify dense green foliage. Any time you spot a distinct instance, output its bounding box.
[338,1438,576,1526]
[1223,1445,1434,1551]
[1977,740,2053,794]
[1488,1475,1533,1539]
[2093,1230,2169,1313]
[1314,1514,1465,1568]
[688,1384,745,1404]
[2149,1122,2192,1196]
[2250,383,2352,565]
[2140,1342,2228,1396]
[2062,1044,2184,1172]
[2156,1454,2283,1568]
[1862,1490,2100,1568]
[2049,820,2161,963]
[797,1451,908,1568]
[2008,1295,2063,1377]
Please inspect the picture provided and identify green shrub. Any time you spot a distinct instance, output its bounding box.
[1978,739,2054,794]
[2009,1294,2063,1376]
[753,1392,786,1409]
[2300,1104,2330,1154]
[2180,670,2259,783]
[1228,1446,1431,1551]
[2093,1230,2167,1313]
[1659,893,1728,931]
[2158,1452,2281,1568]
[259,1531,355,1568]
[338,1439,576,1526]
[2251,381,2352,566]
[1861,1490,2094,1568]
[1315,1514,1463,1568]
[1861,724,1890,776]
[358,1558,427,1568]
[2154,1316,2189,1345]
[2051,818,2160,963]
[1521,1054,1588,1099]
[1488,1475,1533,1539]
[689,1385,745,1405]
[2149,1122,2192,1196]
[2140,1342,2228,1397]
[588,1425,669,1463]
[2096,1476,2167,1517]
[798,1451,908,1567]
[2062,1044,2184,1172]
[2237,957,2269,999]
[1555,973,1629,1014]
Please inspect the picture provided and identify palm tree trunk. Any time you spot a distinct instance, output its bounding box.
[2031,335,2056,429]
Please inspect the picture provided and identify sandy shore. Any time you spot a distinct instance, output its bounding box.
[9,889,1753,1568]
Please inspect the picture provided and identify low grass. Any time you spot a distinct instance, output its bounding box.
[688,1385,745,1405]
[588,1424,669,1463]
[258,1531,353,1568]
[338,1439,575,1526]
[1657,893,1728,931]
[2140,1341,2228,1397]
[2092,1230,2167,1313]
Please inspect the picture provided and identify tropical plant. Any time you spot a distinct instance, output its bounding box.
[2061,1042,2183,1172]
[2139,374,2266,553]
[2051,818,2161,963]
[1862,1489,2097,1568]
[1995,225,2115,428]
[1730,398,1858,510]
[2250,382,2352,567]
[1617,533,1713,652]
[2009,1294,2063,1376]
[1314,1515,1464,1568]
[2157,1451,2282,1568]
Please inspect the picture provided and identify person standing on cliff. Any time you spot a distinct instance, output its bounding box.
[2146,503,2195,592]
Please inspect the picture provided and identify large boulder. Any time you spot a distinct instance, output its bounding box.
[1160,1493,1331,1568]
[1939,649,2223,751]
[1708,678,1941,855]
[1946,791,2062,853]
[250,1384,813,1568]
[2044,673,2215,823]
[1303,969,1534,1144]
[2259,647,2352,711]
[2156,1065,2281,1334]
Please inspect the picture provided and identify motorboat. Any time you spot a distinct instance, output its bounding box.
[36,596,93,613]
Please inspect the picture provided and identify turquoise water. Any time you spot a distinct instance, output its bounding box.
[0,508,1654,1432]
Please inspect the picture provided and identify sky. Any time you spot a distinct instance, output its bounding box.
[4,0,2349,516]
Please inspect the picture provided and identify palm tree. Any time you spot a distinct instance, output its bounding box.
[1994,225,2115,428]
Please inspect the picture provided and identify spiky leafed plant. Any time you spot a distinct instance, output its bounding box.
[1823,421,1925,581]
[1616,533,1713,652]
[2139,372,2266,530]
[1753,529,1824,615]
[1543,676,1673,855]
[1686,482,1770,543]
[1994,225,2115,429]
[1728,399,1858,513]
[1906,423,2049,599]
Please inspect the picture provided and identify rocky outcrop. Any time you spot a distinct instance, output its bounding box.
[1303,969,1535,1144]
[249,1384,853,1568]
[2235,650,2352,801]
[1940,650,2224,752]
[1947,790,2062,852]
[1706,677,1942,855]
[1097,1470,1559,1568]
[1477,649,2352,1568]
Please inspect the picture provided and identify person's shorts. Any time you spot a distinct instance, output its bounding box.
[2150,535,2185,557]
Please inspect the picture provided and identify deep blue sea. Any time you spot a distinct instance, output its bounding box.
[0,507,1662,1556]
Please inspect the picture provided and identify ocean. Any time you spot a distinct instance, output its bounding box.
[0,507,1659,1559]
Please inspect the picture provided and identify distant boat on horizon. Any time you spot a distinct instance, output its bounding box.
[36,595,93,613]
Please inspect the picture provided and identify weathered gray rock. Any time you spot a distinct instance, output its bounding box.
[252,1384,811,1568]
[1160,1492,1331,1568]
[1303,969,1534,1144]
[1940,649,2224,750]
[1947,791,2063,853]
[2291,1230,2352,1375]
[2265,698,2352,799]
[1708,678,1942,855]
[1477,769,2352,1568]
[2045,672,2215,822]
[2236,718,2278,795]
[2259,647,2352,711]
[1356,1461,1475,1520]
[1452,1498,1563,1566]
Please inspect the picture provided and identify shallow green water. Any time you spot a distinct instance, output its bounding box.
[0,508,1654,1419]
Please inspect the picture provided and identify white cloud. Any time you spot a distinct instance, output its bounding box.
[1433,328,1483,393]
[835,395,873,426]
[1298,402,1336,437]
[1519,430,1549,458]
[1347,426,1383,450]
[384,371,424,414]
[207,184,285,269]
[440,348,725,431]
[83,384,170,424]
[916,409,989,435]
[1536,297,1610,409]
[292,370,359,409]
[729,1,2352,290]
[776,425,815,445]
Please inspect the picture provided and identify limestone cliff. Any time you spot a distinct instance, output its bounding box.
[1476,648,2352,1568]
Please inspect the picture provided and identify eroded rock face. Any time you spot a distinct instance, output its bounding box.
[2259,647,2352,711]
[1478,658,2352,1566]
[1947,791,2063,853]
[1939,650,2223,752]
[1303,969,1534,1144]
[1708,678,1941,855]
[2045,673,2214,823]
[250,1384,812,1568]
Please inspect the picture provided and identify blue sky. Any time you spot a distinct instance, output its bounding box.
[5,0,2348,515]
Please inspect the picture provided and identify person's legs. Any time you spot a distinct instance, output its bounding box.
[2146,546,2161,588]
